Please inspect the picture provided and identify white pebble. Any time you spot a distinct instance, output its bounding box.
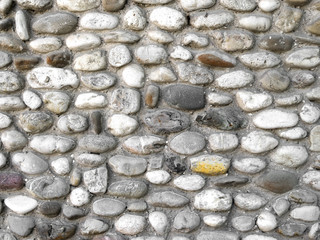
[107,114,138,136]
[257,211,277,232]
[22,90,42,110]
[51,157,70,175]
[149,211,168,234]
[122,64,145,88]
[69,187,90,207]
[145,170,171,184]
[5,195,37,214]
[108,45,132,67]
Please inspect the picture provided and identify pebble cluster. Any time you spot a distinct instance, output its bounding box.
[0,0,320,239]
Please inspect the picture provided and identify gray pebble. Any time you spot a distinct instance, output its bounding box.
[109,155,147,176]
[62,205,86,220]
[75,153,106,167]
[81,218,108,235]
[0,71,24,93]
[57,114,88,134]
[1,130,27,151]
[83,167,108,194]
[79,135,116,153]
[231,216,255,232]
[110,88,140,114]
[169,131,206,155]
[108,180,148,198]
[176,63,213,85]
[8,215,35,237]
[19,112,53,133]
[147,191,189,207]
[0,52,11,68]
[92,198,126,216]
[173,210,200,233]
[12,152,48,175]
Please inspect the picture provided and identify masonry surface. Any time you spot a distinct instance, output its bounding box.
[0,0,320,239]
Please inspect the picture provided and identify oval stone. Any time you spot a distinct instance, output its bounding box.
[149,7,187,31]
[259,35,294,52]
[220,0,256,11]
[19,112,53,133]
[92,198,126,216]
[0,34,26,53]
[79,135,116,153]
[190,154,230,175]
[109,155,147,176]
[108,180,148,198]
[29,135,76,154]
[57,0,100,12]
[236,91,272,112]
[196,50,236,67]
[0,172,24,190]
[135,45,167,65]
[5,195,37,214]
[285,47,320,69]
[212,30,254,52]
[57,114,88,133]
[253,109,299,129]
[0,72,23,92]
[16,0,52,11]
[147,191,189,207]
[239,52,281,69]
[123,135,165,155]
[12,152,48,175]
[241,131,278,154]
[115,214,146,235]
[29,37,62,53]
[169,132,205,155]
[80,12,119,30]
[194,189,232,211]
[234,193,267,210]
[173,175,205,191]
[66,33,101,51]
[270,145,308,168]
[75,153,106,167]
[233,157,266,174]
[239,15,271,32]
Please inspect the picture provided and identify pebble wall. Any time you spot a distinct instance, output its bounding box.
[0,0,320,239]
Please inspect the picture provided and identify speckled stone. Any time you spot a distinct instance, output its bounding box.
[108,180,148,198]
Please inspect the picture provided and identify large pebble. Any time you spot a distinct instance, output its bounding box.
[80,12,119,30]
[173,210,200,233]
[258,0,280,12]
[253,109,299,129]
[276,127,307,140]
[259,69,290,92]
[0,172,24,190]
[124,7,146,31]
[8,215,35,237]
[74,51,107,71]
[43,91,70,114]
[241,131,278,153]
[169,131,205,155]
[239,15,271,32]
[29,37,62,53]
[300,103,320,124]
[232,216,255,232]
[259,34,294,52]
[194,189,232,211]
[75,93,107,109]
[110,88,140,114]
[15,10,29,40]
[108,45,132,67]
[307,18,320,36]
[107,114,138,136]
[203,215,227,228]
[79,135,116,153]
[149,211,168,234]
[145,170,171,184]
[190,154,230,176]
[173,175,205,191]
[19,112,52,133]
[239,52,281,69]
[170,46,192,61]
[66,33,101,52]
[257,211,277,232]
[290,206,320,222]
[51,157,70,175]
[135,45,167,65]
[69,187,90,206]
[5,195,37,214]
[150,7,186,31]
[92,198,126,216]
[310,126,320,151]
[208,133,238,152]
[57,0,99,12]
[148,30,174,44]
[236,91,272,112]
[216,70,254,89]
[285,47,320,69]
[37,220,76,239]
[147,191,189,207]
[81,218,108,235]
[57,114,88,133]
[0,34,26,52]
[278,223,307,237]
[115,214,146,235]
[272,198,290,216]
[257,170,298,193]
[275,7,302,33]
[109,155,147,176]
[234,193,267,210]
[29,135,75,154]
[196,50,236,67]
[75,153,105,167]
[0,96,25,111]
[22,90,42,110]
[108,180,148,198]
[12,152,48,175]
[83,167,108,194]
[302,171,320,190]
[190,11,234,29]
[0,71,23,93]
[1,130,27,151]
[121,64,145,88]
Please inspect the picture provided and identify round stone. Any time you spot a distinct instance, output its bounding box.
[300,103,320,124]
[270,145,308,168]
[241,131,278,154]
[69,187,90,207]
[102,0,126,11]
[51,157,70,175]
[19,112,53,133]
[92,198,126,217]
[73,51,107,72]
[258,0,280,12]
[0,71,24,92]
[38,201,61,217]
[257,211,277,232]
[121,64,145,88]
[107,114,138,136]
[135,45,167,65]
[115,214,146,235]
[12,152,48,175]
[123,7,147,30]
[108,45,132,67]
[57,114,88,134]
[22,90,42,110]
[203,215,227,228]
[43,91,71,114]
[232,216,255,232]
[208,133,238,152]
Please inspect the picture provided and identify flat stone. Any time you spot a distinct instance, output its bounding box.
[232,216,255,232]
[257,211,277,232]
[145,84,159,108]
[239,52,281,69]
[214,176,249,187]
[135,45,167,65]
[302,171,320,190]
[124,7,146,31]
[57,114,88,134]
[170,46,193,61]
[30,135,75,154]
[69,187,90,206]
[290,206,320,221]
[258,0,280,12]
[149,211,168,234]
[236,91,272,112]
[121,64,145,88]
[275,7,302,33]
[38,201,61,217]
[196,50,236,67]
[43,91,70,114]
[275,94,302,106]
[163,84,205,110]
[176,63,213,85]
[285,47,320,69]
[239,15,271,32]
[27,67,79,89]
[80,12,119,30]
[108,180,148,198]
[196,108,247,130]
[0,71,23,93]
[173,174,205,191]
[109,155,147,176]
[241,131,278,154]
[194,189,232,211]
[182,33,209,48]
[74,51,107,71]
[32,12,77,35]
[272,198,290,216]
[208,133,238,152]
[1,130,27,151]
[173,210,200,233]
[79,135,116,153]
[256,170,298,193]
[102,31,140,44]
[276,127,307,140]
[0,96,25,111]
[81,218,108,235]
[27,176,70,199]
[93,198,126,216]
[14,55,40,70]
[220,0,256,11]
[169,131,205,155]
[259,35,294,52]
[51,157,70,175]
[83,167,108,194]
[81,73,116,90]
[203,215,227,228]
[147,191,189,207]
[190,11,234,29]
[216,70,254,89]
[124,135,165,155]
[233,157,266,174]
[16,0,52,11]
[107,114,138,136]
[75,153,105,167]
[12,152,48,175]
[307,18,320,36]
[0,34,26,52]
[150,7,186,31]
[115,214,146,235]
[75,93,107,109]
[148,30,174,44]
[146,170,171,184]
[102,0,126,11]
[253,109,299,129]
[66,33,101,52]
[57,0,99,12]
[5,195,37,214]
[278,223,307,237]
[8,215,34,237]
[36,220,76,240]
[19,112,52,133]
[0,52,11,68]
[29,37,62,53]
[234,193,267,210]
[0,172,24,190]
[291,71,315,88]
[197,231,239,240]
[212,30,254,52]
[300,103,320,123]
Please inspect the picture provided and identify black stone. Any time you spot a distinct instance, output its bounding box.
[165,155,186,174]
[38,201,61,217]
[196,108,247,130]
[36,220,77,240]
[143,109,190,135]
[214,176,249,187]
[163,84,205,110]
[46,51,71,68]
[278,223,307,237]
[0,19,13,31]
[90,111,102,134]
[62,205,86,220]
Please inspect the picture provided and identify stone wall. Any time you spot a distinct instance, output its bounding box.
[0,0,320,239]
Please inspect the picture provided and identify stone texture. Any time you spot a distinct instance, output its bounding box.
[194,189,232,211]
[239,52,281,69]
[169,131,206,155]
[253,109,299,129]
[79,135,116,153]
[147,191,189,207]
[150,7,187,31]
[275,7,302,33]
[108,180,148,198]
[196,50,236,67]
[212,30,254,52]
[109,155,147,176]
[216,70,254,89]
[93,198,126,216]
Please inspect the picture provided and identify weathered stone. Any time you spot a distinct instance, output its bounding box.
[259,69,290,92]
[110,88,140,114]
[81,73,116,90]
[275,7,302,33]
[29,135,75,154]
[43,91,71,114]
[92,198,126,216]
[102,0,126,11]
[259,35,294,52]
[310,126,320,151]
[75,153,105,167]
[234,193,267,210]
[1,130,27,151]
[83,167,108,194]
[182,33,209,48]
[190,154,230,176]
[15,10,29,41]
[145,85,159,108]
[70,168,81,186]
[109,155,147,176]
[147,191,189,207]
[197,231,239,240]
[5,195,37,214]
[148,30,174,44]
[285,47,320,69]
[81,218,108,235]
[180,0,215,11]
[220,0,256,11]
[173,175,205,191]
[272,198,290,216]
[16,0,52,11]
[91,111,102,134]
[208,133,238,152]
[19,112,52,133]
[253,109,299,129]
[103,31,140,44]
[148,211,168,234]
[207,92,232,106]
[307,18,320,36]
[109,45,131,69]
[75,93,107,109]
[176,63,213,85]
[173,210,200,233]
[121,64,145,88]
[239,52,281,69]
[80,12,119,30]
[194,189,232,211]
[62,204,86,219]
[107,114,138,136]
[212,30,254,52]
[239,15,271,32]
[307,87,320,101]
[124,135,165,155]
[150,7,186,31]
[258,0,280,12]
[163,84,205,110]
[241,131,278,154]
[57,0,99,12]
[169,131,205,155]
[302,171,320,190]
[36,220,76,240]
[27,176,70,199]
[214,176,249,187]
[128,201,147,212]
[290,206,320,222]
[291,71,315,88]
[170,46,193,61]
[0,71,23,93]
[196,108,247,130]
[135,45,167,65]
[300,103,320,123]
[32,12,78,35]
[165,155,186,174]
[14,55,40,70]
[257,170,298,193]
[124,7,146,31]
[8,215,34,237]
[278,223,307,237]
[51,157,70,175]
[79,135,116,153]
[108,180,148,198]
[0,172,24,190]
[275,95,302,106]
[196,50,236,67]
[257,211,277,232]
[74,51,107,72]
[115,214,146,235]
[38,201,61,217]
[57,114,88,133]
[0,34,26,52]
[276,127,307,140]
[29,37,62,53]
[232,216,255,232]
[12,152,48,175]
[236,91,272,112]
[203,215,227,228]
[0,96,25,111]
[216,70,254,89]
[190,11,234,29]
[146,170,171,184]
[46,51,71,70]
[66,33,101,52]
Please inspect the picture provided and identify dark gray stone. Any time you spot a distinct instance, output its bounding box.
[143,109,190,135]
[288,189,317,204]
[0,19,13,31]
[90,111,102,134]
[147,191,189,207]
[19,112,53,133]
[8,215,35,237]
[62,205,86,220]
[196,108,247,130]
[79,135,116,153]
[108,180,148,198]
[214,176,249,187]
[163,84,205,110]
[32,12,78,35]
[256,170,299,194]
[278,223,307,237]
[258,35,294,52]
[38,201,61,217]
[36,220,77,240]
[259,69,290,92]
[173,210,200,233]
[165,155,186,174]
